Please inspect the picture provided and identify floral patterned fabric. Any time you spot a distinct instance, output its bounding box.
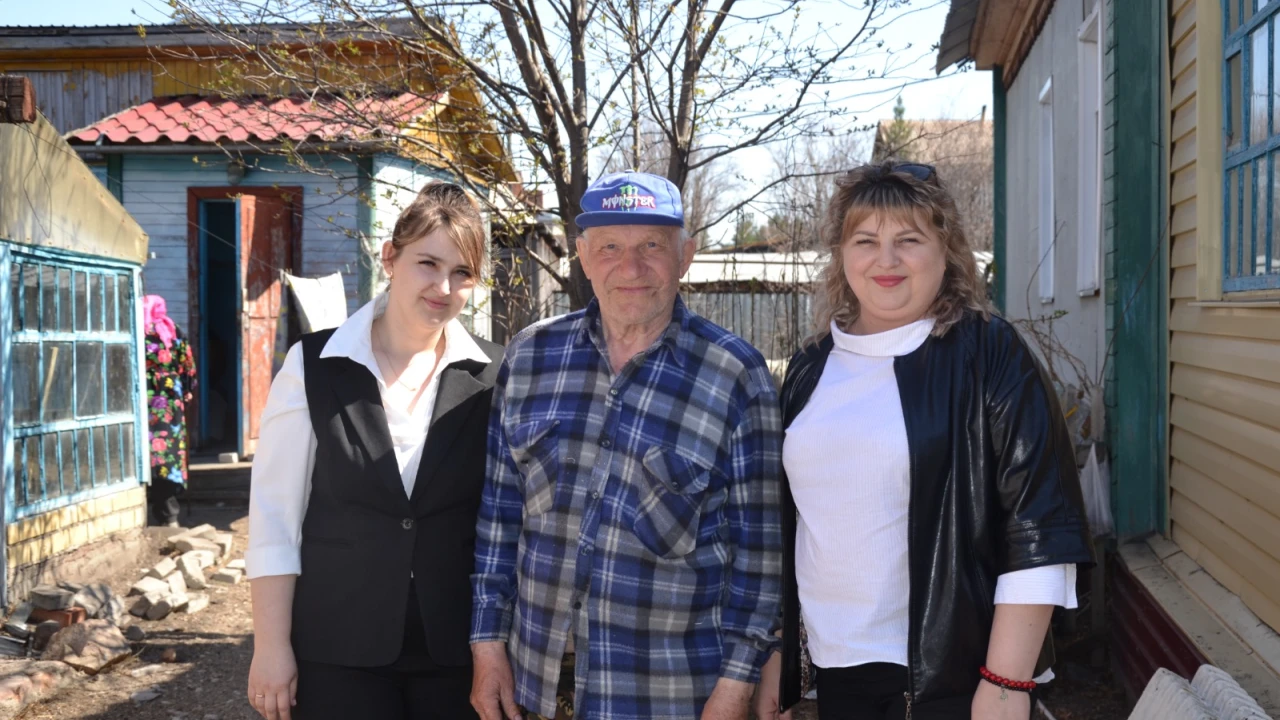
[146,329,196,486]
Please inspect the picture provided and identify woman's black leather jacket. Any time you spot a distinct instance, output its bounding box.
[777,312,1095,710]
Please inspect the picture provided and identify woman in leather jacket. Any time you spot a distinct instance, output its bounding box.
[755,162,1094,720]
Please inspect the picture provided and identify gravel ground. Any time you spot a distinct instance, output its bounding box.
[21,505,257,720]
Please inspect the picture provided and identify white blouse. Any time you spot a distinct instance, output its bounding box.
[783,318,1076,670]
[244,294,490,580]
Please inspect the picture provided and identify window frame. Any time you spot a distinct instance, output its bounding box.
[1078,4,1103,296]
[2,243,146,522]
[1038,77,1056,304]
[1221,0,1280,293]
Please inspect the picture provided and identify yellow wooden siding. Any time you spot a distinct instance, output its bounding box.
[1167,1,1280,628]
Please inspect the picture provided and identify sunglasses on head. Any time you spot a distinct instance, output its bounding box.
[891,163,936,182]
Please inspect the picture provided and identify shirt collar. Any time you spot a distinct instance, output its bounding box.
[829,317,935,358]
[321,293,490,384]
[579,296,690,368]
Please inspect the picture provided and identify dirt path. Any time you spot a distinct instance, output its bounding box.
[22,505,256,720]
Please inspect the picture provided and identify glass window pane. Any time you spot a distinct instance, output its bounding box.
[74,271,88,332]
[1273,151,1280,274]
[104,275,117,332]
[23,437,40,506]
[90,274,105,332]
[1231,52,1245,152]
[42,342,73,422]
[60,431,77,493]
[9,264,20,332]
[1260,158,1270,276]
[13,343,39,425]
[76,428,91,488]
[1253,27,1270,144]
[1244,163,1256,277]
[56,268,71,331]
[1228,168,1240,277]
[76,342,104,418]
[1231,0,1239,34]
[13,438,25,507]
[107,344,133,414]
[40,266,55,332]
[122,423,136,480]
[1245,0,1255,27]
[92,425,109,487]
[106,424,123,483]
[118,274,133,330]
[22,265,38,331]
[43,432,60,499]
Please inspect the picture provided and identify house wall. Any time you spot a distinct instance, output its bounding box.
[1165,0,1280,633]
[122,154,363,331]
[1004,0,1107,390]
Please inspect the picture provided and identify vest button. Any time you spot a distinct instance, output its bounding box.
[402,518,414,530]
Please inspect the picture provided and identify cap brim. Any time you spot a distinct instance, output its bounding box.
[575,211,684,229]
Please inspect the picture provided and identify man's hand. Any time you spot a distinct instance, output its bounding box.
[701,677,754,720]
[971,679,1032,720]
[753,652,792,720]
[471,641,522,720]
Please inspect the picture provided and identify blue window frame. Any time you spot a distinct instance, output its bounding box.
[3,244,144,521]
[1223,0,1280,292]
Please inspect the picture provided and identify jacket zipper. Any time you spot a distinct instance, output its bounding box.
[901,357,916,720]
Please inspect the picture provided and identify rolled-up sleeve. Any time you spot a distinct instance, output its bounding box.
[994,564,1078,608]
[245,343,317,579]
[718,367,784,683]
[471,358,522,643]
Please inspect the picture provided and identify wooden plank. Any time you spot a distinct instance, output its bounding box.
[1172,97,1198,144]
[1172,1,1197,46]
[1170,300,1280,340]
[1172,525,1280,656]
[1172,266,1198,298]
[1170,492,1280,609]
[1172,27,1197,79]
[1172,362,1280,433]
[1171,0,1195,23]
[1171,426,1280,520]
[1171,233,1197,268]
[1172,461,1280,564]
[1172,62,1197,112]
[1170,331,1280,385]
[1171,132,1197,174]
[1171,198,1197,235]
[1171,396,1280,474]
[1172,165,1198,205]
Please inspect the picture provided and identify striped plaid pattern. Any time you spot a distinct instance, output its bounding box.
[472,298,783,720]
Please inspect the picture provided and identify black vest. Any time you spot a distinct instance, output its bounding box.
[291,328,503,668]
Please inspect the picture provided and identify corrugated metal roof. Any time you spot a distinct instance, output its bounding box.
[67,93,443,146]
[936,0,981,74]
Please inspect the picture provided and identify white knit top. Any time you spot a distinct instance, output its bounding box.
[783,318,1076,670]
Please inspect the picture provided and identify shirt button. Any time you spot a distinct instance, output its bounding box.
[401,518,414,530]
[580,546,592,555]
[591,490,600,500]
[573,601,582,610]
[609,388,619,396]
[600,438,612,449]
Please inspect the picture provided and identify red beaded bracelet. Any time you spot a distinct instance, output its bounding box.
[979,666,1037,698]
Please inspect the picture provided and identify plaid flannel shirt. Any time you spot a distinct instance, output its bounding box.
[471,298,783,720]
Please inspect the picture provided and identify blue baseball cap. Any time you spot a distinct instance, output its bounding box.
[575,171,684,229]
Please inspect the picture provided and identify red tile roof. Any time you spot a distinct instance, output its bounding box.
[68,93,441,146]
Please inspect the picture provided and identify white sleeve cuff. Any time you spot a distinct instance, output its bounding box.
[244,544,302,579]
[994,564,1078,608]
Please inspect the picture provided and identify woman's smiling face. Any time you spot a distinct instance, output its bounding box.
[841,211,947,334]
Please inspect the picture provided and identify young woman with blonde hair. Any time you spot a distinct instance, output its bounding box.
[245,183,501,720]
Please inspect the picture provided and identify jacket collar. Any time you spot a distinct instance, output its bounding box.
[577,296,692,368]
[320,293,489,382]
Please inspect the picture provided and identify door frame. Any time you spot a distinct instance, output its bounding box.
[186,187,302,455]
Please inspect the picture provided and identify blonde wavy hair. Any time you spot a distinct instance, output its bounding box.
[812,160,991,339]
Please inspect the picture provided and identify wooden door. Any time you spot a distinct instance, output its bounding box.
[237,193,293,457]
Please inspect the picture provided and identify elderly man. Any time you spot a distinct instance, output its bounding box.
[470,172,783,720]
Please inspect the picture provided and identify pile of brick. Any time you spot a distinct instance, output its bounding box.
[128,524,240,622]
[1,581,128,657]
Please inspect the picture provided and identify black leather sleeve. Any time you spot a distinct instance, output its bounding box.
[983,318,1096,574]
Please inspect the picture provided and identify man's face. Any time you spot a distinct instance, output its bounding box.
[577,225,694,330]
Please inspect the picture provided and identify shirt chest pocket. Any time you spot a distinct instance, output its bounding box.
[510,419,559,517]
[633,446,714,559]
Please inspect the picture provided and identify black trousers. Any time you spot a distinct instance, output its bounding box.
[815,663,973,720]
[146,479,182,526]
[294,587,478,720]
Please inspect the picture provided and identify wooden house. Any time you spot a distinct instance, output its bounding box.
[0,23,520,459]
[0,80,150,603]
[939,0,1280,713]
